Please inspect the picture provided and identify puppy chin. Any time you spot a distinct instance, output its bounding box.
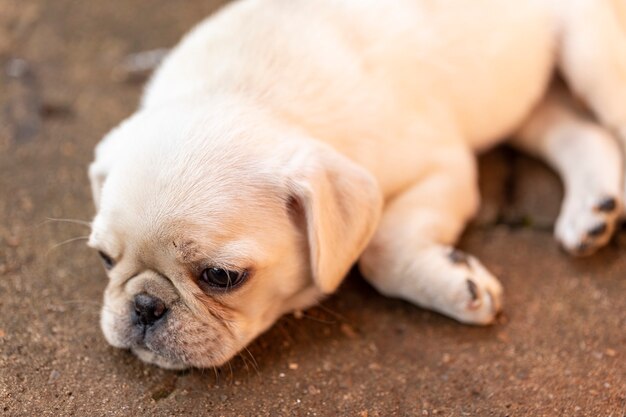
[131,346,188,370]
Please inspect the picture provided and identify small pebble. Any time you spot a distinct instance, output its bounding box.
[496,331,510,343]
[48,370,60,384]
[6,236,20,247]
[340,323,358,339]
[289,363,298,370]
[5,58,29,78]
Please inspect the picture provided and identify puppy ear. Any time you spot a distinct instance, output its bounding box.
[88,130,124,209]
[287,144,383,294]
[88,160,106,210]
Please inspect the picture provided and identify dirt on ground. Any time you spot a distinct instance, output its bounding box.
[0,1,624,416]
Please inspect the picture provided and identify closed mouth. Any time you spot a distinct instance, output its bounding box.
[130,345,188,370]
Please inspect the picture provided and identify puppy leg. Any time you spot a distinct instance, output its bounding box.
[512,87,623,255]
[359,147,503,325]
[557,0,626,205]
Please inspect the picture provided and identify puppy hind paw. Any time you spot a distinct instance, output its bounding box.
[556,194,622,256]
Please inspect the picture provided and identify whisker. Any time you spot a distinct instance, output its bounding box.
[298,311,336,324]
[46,235,90,255]
[59,299,124,319]
[237,352,250,374]
[227,359,234,382]
[212,365,220,385]
[60,299,104,307]
[243,347,260,376]
[315,302,347,322]
[43,217,92,228]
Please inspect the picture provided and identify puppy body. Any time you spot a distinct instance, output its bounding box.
[144,0,553,195]
[90,0,626,368]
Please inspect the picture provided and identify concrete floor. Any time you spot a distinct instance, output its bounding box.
[0,1,624,415]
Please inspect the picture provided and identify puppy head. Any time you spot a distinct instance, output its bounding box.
[88,102,382,369]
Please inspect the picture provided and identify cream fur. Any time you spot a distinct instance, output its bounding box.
[89,0,626,368]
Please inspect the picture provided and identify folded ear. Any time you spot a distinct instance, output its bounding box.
[88,129,125,210]
[287,144,383,294]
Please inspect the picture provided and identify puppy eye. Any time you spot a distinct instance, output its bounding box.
[200,267,246,290]
[98,251,115,270]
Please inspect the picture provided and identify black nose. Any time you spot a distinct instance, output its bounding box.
[132,293,167,327]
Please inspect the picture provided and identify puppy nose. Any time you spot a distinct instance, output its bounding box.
[132,293,167,326]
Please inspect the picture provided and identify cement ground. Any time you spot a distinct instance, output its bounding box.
[0,1,624,415]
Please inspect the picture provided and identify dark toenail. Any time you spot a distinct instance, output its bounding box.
[466,279,479,301]
[596,197,617,213]
[449,249,470,267]
[588,222,608,237]
[576,242,589,254]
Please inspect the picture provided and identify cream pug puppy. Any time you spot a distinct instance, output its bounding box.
[88,0,626,369]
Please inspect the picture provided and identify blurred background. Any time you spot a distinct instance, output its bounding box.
[0,1,624,415]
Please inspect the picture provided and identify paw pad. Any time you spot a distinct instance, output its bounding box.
[466,279,478,301]
[587,222,608,237]
[448,249,470,268]
[595,197,617,213]
[556,194,621,257]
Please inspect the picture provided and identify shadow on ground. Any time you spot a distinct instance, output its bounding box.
[0,1,624,415]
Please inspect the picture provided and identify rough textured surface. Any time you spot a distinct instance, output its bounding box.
[1,1,625,415]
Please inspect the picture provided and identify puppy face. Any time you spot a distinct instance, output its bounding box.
[88,101,382,369]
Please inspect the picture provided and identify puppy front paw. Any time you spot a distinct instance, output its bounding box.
[441,249,503,325]
[420,247,502,325]
[556,194,621,256]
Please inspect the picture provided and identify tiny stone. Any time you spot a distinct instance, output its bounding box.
[289,363,298,370]
[442,353,451,364]
[5,58,29,78]
[340,323,358,339]
[293,310,303,319]
[496,332,510,343]
[6,236,20,247]
[48,370,60,384]
[605,348,617,357]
